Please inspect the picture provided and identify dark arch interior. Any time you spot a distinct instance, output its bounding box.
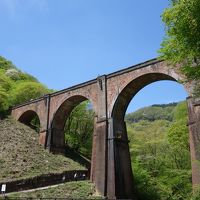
[18,110,40,133]
[112,73,176,120]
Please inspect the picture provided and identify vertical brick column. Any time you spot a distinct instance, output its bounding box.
[90,75,108,196]
[44,94,51,150]
[39,129,47,145]
[107,118,135,199]
[107,117,116,199]
[187,97,200,191]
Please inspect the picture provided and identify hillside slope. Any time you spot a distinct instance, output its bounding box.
[125,102,178,123]
[0,56,51,118]
[0,117,85,182]
[126,101,192,199]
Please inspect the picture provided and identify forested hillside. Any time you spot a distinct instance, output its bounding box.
[126,102,178,123]
[0,56,51,118]
[126,102,194,200]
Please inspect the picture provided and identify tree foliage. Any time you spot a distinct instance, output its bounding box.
[128,102,192,199]
[126,103,177,123]
[0,89,9,113]
[64,101,94,158]
[10,82,49,106]
[0,56,50,117]
[0,56,16,70]
[0,71,12,91]
[159,0,200,95]
[5,68,38,82]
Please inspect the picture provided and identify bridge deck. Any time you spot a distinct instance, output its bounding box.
[12,58,161,110]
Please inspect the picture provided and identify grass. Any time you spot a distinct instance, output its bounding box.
[0,117,85,182]
[6,181,103,199]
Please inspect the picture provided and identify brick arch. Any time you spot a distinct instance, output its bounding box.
[108,71,188,198]
[50,95,94,153]
[111,72,179,120]
[18,110,41,132]
[49,89,97,120]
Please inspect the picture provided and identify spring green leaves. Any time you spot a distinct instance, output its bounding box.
[159,0,200,96]
[0,56,50,117]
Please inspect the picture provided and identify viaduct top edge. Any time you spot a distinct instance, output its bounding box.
[107,58,161,78]
[12,58,163,110]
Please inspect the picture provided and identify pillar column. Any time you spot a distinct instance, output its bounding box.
[90,75,108,196]
[107,117,116,199]
[39,129,47,145]
[38,94,51,147]
[44,94,51,150]
[187,97,200,191]
[107,117,134,199]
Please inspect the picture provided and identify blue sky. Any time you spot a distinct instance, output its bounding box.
[0,0,187,112]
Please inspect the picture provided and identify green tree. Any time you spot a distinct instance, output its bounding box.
[5,68,38,82]
[64,101,94,158]
[0,73,12,91]
[10,82,49,106]
[0,89,9,114]
[0,71,13,115]
[126,104,176,123]
[0,56,53,117]
[127,102,192,199]
[159,0,200,95]
[173,101,187,121]
[0,56,16,70]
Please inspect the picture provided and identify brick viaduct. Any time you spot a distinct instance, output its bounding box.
[11,58,200,199]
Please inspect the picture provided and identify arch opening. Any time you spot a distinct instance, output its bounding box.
[50,95,95,169]
[18,110,41,133]
[111,73,190,199]
[112,73,176,121]
[64,101,95,159]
